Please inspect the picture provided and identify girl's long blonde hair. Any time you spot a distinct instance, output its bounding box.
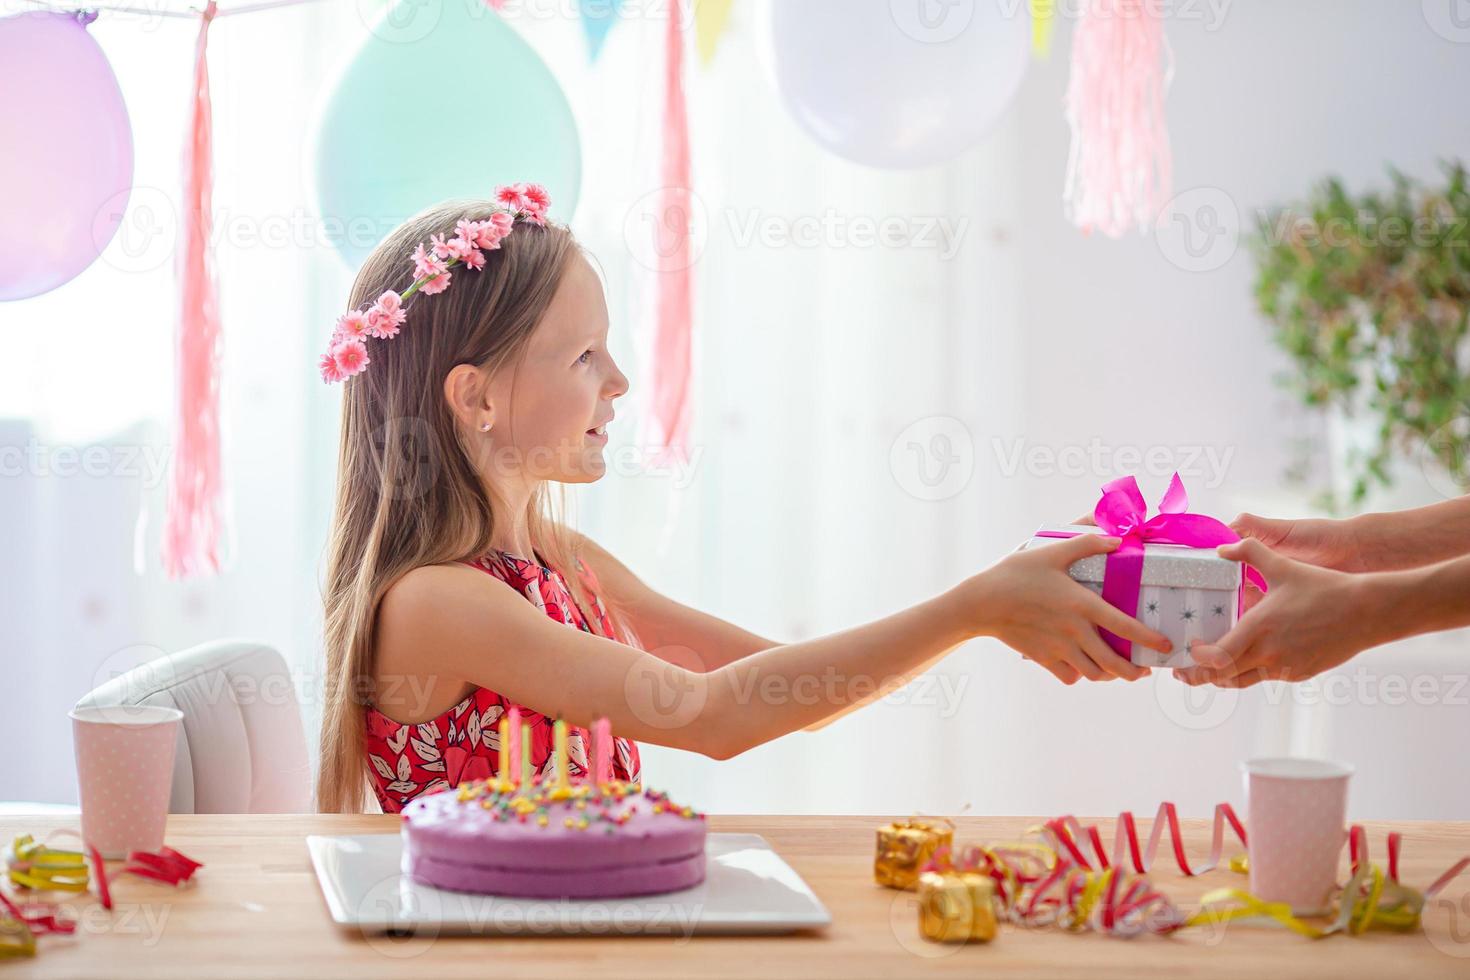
[317,199,628,813]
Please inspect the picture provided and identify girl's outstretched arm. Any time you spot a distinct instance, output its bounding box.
[376,534,1169,760]
[570,531,781,672]
[571,531,958,732]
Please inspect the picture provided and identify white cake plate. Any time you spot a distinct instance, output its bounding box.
[306,832,832,937]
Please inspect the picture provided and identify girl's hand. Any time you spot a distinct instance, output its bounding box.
[960,534,1172,684]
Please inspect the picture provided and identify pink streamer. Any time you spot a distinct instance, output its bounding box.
[647,0,693,466]
[1063,0,1172,237]
[162,1,224,579]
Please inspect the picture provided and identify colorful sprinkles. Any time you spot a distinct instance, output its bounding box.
[450,775,705,832]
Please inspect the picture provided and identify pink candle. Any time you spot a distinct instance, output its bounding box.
[592,716,612,783]
[506,706,522,785]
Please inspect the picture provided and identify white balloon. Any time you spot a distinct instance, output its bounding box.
[757,0,1031,169]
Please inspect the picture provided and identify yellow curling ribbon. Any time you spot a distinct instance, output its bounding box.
[1184,860,1425,939]
[7,835,89,893]
[0,916,37,959]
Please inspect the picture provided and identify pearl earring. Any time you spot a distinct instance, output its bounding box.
[480,421,492,432]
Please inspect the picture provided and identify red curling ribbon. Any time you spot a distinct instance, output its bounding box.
[1351,825,1469,903]
[87,844,111,911]
[122,847,201,885]
[1042,800,1247,876]
[0,890,75,937]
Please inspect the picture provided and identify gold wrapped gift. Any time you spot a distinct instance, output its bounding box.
[874,818,954,890]
[917,870,999,944]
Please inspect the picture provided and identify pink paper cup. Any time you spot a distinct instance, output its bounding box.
[70,705,183,859]
[1241,757,1353,915]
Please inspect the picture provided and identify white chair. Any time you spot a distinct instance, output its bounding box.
[73,639,312,814]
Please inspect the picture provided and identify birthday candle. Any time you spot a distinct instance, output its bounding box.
[496,715,509,783]
[592,716,611,784]
[506,706,522,785]
[553,718,569,788]
[519,722,532,792]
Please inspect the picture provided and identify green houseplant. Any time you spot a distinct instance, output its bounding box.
[1252,162,1470,510]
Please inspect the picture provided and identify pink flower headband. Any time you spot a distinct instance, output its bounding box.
[319,182,552,384]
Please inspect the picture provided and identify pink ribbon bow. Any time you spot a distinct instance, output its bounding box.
[1042,473,1267,660]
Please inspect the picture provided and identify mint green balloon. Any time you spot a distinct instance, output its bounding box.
[313,0,581,268]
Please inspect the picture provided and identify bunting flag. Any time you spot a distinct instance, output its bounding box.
[695,0,733,66]
[162,0,224,579]
[578,0,621,62]
[646,0,693,465]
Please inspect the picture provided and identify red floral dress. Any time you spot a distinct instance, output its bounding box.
[363,550,643,813]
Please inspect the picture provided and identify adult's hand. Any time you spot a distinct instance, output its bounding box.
[1230,512,1364,572]
[1176,538,1390,688]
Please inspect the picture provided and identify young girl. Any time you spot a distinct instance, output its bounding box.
[316,184,1171,814]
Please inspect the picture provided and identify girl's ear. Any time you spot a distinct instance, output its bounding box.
[443,363,494,432]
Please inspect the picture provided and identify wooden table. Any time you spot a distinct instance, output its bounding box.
[4,814,1468,978]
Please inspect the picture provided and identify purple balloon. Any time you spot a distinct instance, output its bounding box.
[0,11,134,301]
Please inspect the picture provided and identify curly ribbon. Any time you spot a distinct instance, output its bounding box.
[4,830,204,948]
[1186,825,1470,938]
[1041,800,1248,877]
[120,847,201,886]
[1036,472,1268,661]
[6,835,88,892]
[912,804,1470,942]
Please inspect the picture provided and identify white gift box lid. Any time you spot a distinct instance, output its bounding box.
[1024,524,1242,592]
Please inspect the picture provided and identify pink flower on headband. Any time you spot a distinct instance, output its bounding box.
[365,294,407,339]
[319,352,346,384]
[332,338,370,377]
[475,213,514,249]
[319,182,552,384]
[496,184,530,211]
[419,270,452,295]
[412,243,447,280]
[333,310,370,343]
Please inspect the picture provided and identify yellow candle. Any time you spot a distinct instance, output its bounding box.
[553,718,569,788]
[519,722,532,792]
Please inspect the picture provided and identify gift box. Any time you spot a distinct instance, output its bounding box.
[917,870,999,943]
[1019,474,1263,669]
[874,818,954,890]
[1023,523,1244,669]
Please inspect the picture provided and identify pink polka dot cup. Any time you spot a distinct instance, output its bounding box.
[70,705,183,859]
[1241,757,1353,915]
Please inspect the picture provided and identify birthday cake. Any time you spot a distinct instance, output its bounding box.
[401,776,707,898]
[399,714,706,899]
